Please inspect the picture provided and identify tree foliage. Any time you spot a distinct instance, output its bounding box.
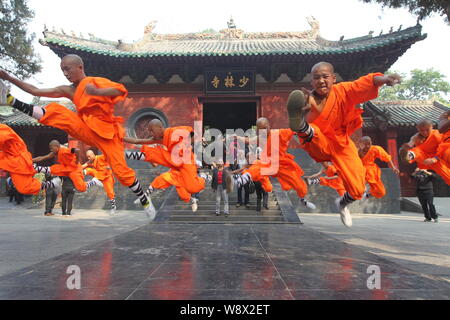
[378,69,450,105]
[0,0,41,78]
[360,0,450,22]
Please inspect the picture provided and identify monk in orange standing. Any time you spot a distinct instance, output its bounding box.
[82,150,117,215]
[400,119,450,185]
[33,140,103,193]
[358,136,399,200]
[286,62,401,226]
[124,119,208,212]
[0,55,155,220]
[304,162,346,197]
[0,124,61,195]
[234,117,316,210]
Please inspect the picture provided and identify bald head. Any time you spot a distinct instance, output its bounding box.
[311,62,335,74]
[49,140,60,147]
[60,54,85,84]
[49,140,61,153]
[359,136,372,152]
[417,119,433,128]
[62,54,84,67]
[86,149,96,161]
[148,119,165,139]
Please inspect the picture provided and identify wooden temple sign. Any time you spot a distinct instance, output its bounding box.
[205,70,255,94]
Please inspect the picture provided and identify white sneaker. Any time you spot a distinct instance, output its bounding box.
[109,208,117,216]
[0,80,9,105]
[191,198,199,212]
[92,177,103,188]
[143,196,156,221]
[335,198,352,227]
[303,200,316,210]
[51,177,62,194]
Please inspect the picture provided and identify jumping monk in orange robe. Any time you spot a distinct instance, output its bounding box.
[0,55,155,220]
[124,119,208,212]
[286,61,401,226]
[33,140,103,193]
[304,162,346,197]
[358,136,400,200]
[82,150,117,215]
[0,124,61,195]
[400,119,450,185]
[437,109,450,165]
[234,117,316,210]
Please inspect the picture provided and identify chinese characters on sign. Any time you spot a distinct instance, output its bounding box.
[205,70,255,94]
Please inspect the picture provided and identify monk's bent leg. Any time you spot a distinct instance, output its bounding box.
[9,173,41,195]
[275,166,308,198]
[69,170,88,192]
[369,181,386,199]
[178,163,205,195]
[102,176,116,200]
[99,136,136,187]
[300,124,332,163]
[331,141,366,200]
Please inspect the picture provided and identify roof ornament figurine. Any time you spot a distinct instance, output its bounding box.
[144,20,158,35]
[227,17,236,29]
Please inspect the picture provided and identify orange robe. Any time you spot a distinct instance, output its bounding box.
[301,73,383,200]
[85,155,115,200]
[0,124,41,195]
[50,147,87,192]
[361,146,392,198]
[245,129,307,198]
[410,129,450,185]
[319,164,346,196]
[39,77,136,187]
[140,126,205,202]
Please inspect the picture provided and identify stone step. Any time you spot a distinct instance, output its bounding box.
[168,215,285,222]
[170,209,282,215]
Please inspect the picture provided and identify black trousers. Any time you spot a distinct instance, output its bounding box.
[61,185,75,215]
[45,189,57,213]
[255,182,268,209]
[417,190,437,220]
[237,184,249,205]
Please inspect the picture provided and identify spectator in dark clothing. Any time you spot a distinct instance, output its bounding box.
[6,177,24,205]
[254,181,269,212]
[44,174,58,216]
[229,151,251,208]
[61,176,75,216]
[411,168,439,223]
[212,159,230,216]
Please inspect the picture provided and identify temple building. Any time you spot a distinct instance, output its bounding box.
[4,18,445,197]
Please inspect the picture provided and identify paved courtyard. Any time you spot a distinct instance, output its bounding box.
[0,198,449,300]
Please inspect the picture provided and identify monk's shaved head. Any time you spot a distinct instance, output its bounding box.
[360,136,372,143]
[49,140,61,147]
[62,54,84,67]
[86,150,95,156]
[417,119,433,128]
[311,62,335,74]
[149,119,164,128]
[256,117,269,127]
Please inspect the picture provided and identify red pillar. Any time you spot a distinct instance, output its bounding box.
[386,129,399,168]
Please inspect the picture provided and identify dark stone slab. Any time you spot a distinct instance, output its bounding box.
[0,223,448,300]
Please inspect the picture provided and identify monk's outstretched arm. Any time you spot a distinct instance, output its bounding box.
[388,160,400,175]
[304,168,324,179]
[123,136,162,145]
[32,152,55,163]
[86,84,123,97]
[0,69,71,98]
[373,74,402,87]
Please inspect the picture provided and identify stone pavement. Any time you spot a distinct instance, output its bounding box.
[0,197,449,300]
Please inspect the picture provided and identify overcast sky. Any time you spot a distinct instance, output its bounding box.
[11,0,450,101]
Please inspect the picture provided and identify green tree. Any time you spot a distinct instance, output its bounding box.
[360,0,449,22]
[0,0,41,78]
[377,69,450,105]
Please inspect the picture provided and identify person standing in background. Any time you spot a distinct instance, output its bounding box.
[411,168,439,223]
